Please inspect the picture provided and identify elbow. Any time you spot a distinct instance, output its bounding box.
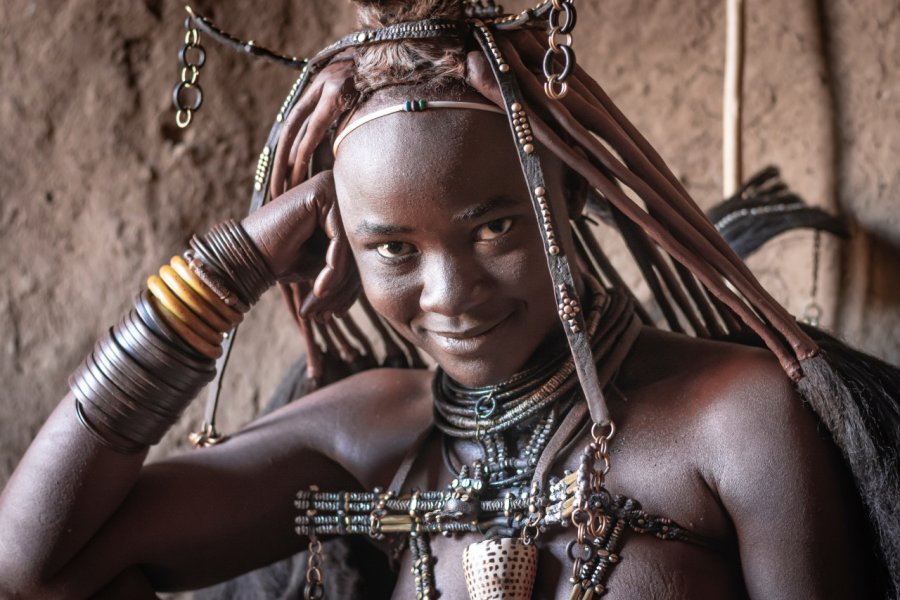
[0,578,36,600]
[0,545,38,598]
[0,561,63,600]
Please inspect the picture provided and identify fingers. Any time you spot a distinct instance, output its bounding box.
[312,220,343,295]
[288,117,311,167]
[271,60,356,198]
[289,75,357,188]
[311,201,351,299]
[302,200,358,319]
[302,265,360,321]
[271,85,322,198]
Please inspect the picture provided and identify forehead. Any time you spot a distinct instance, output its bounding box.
[333,109,527,223]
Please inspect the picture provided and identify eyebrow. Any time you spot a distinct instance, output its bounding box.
[354,222,415,236]
[451,195,521,223]
[354,195,523,237]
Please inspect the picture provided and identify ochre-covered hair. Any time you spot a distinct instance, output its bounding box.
[353,0,467,95]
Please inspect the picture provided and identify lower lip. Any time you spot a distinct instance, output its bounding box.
[427,315,511,357]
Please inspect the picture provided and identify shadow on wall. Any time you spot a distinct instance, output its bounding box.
[837,222,900,364]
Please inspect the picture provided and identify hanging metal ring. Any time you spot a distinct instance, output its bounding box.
[179,44,207,69]
[173,81,203,112]
[591,420,616,444]
[175,109,192,129]
[543,43,575,82]
[473,390,498,419]
[548,1,577,34]
[544,75,569,100]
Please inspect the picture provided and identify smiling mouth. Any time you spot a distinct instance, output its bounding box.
[426,314,512,356]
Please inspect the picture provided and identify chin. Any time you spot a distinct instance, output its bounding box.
[424,326,566,389]
[432,353,530,388]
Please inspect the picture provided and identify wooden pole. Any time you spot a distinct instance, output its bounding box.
[723,0,745,198]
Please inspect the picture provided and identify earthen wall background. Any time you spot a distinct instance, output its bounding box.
[1,0,897,495]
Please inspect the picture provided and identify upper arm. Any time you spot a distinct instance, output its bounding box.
[46,397,359,597]
[698,351,868,599]
[42,368,431,597]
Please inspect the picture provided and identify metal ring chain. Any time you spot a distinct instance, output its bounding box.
[173,17,206,128]
[802,230,823,327]
[544,0,577,100]
[520,481,544,545]
[569,420,615,582]
[304,535,325,600]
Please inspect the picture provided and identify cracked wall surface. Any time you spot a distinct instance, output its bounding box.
[0,0,897,524]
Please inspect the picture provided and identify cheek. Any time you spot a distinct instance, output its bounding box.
[496,225,556,296]
[353,252,420,327]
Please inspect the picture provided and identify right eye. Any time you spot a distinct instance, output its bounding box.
[375,241,416,259]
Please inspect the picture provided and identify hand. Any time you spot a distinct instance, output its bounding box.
[242,170,359,317]
[270,55,356,198]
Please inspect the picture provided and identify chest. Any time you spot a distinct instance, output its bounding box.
[387,526,739,599]
[383,408,736,599]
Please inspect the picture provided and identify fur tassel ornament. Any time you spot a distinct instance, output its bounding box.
[797,327,900,599]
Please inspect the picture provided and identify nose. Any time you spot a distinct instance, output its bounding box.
[419,252,493,318]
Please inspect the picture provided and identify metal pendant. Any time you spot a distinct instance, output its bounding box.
[462,537,538,600]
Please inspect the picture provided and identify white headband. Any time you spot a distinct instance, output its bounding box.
[332,99,506,155]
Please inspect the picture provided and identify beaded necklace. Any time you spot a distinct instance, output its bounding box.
[294,280,697,600]
[432,280,606,490]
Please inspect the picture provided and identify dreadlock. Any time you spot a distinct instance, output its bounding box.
[353,0,467,96]
[186,0,900,595]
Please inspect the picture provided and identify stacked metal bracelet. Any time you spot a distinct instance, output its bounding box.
[69,219,275,453]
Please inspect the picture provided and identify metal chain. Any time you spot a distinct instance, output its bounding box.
[173,15,206,129]
[544,0,577,99]
[570,420,615,582]
[520,480,544,545]
[304,535,325,600]
[302,484,325,600]
[802,230,823,327]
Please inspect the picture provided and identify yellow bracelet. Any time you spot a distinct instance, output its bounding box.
[147,294,223,360]
[170,255,243,325]
[147,275,223,347]
[159,265,233,332]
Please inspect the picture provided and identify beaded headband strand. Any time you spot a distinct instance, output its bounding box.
[332,100,505,155]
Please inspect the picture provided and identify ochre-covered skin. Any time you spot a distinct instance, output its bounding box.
[0,90,868,598]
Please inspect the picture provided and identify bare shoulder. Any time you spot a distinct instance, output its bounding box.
[615,328,867,597]
[619,327,806,432]
[616,327,845,502]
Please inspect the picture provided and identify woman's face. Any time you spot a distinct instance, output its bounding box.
[334,100,570,387]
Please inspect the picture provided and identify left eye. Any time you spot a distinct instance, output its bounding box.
[475,218,513,241]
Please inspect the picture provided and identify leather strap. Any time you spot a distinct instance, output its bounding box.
[389,424,436,494]
[531,301,643,488]
[532,400,588,487]
[471,21,612,426]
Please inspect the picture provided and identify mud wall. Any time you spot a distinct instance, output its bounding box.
[1,0,897,494]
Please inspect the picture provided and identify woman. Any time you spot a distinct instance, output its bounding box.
[0,1,896,598]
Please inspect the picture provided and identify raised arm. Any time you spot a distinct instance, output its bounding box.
[0,170,360,597]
